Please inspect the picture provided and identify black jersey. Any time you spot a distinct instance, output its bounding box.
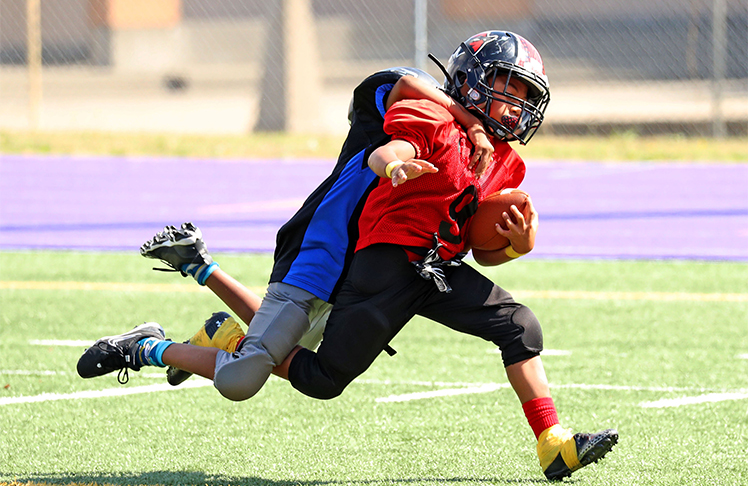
[270,67,440,303]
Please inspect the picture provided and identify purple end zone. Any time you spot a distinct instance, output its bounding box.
[1,154,746,261]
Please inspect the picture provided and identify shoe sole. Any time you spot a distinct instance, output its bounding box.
[143,226,202,251]
[166,366,193,386]
[166,339,193,386]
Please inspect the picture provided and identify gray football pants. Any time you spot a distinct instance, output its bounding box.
[213,282,330,401]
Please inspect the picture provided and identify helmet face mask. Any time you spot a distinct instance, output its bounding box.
[443,31,551,145]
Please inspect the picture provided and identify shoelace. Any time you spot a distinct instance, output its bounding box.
[95,340,131,384]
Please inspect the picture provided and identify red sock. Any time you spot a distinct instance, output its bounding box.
[522,397,560,440]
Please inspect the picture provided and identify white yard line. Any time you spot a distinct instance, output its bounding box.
[0,370,67,376]
[0,380,212,406]
[376,383,511,403]
[489,348,571,356]
[29,339,92,347]
[3,280,746,302]
[640,392,748,408]
[3,374,745,409]
[373,382,714,404]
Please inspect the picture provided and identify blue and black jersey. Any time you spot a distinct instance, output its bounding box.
[270,67,440,303]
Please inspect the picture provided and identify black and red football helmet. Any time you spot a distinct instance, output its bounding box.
[439,31,551,144]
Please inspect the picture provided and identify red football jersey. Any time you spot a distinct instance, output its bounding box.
[356,99,526,260]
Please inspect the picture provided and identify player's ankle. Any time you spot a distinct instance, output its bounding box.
[182,261,219,286]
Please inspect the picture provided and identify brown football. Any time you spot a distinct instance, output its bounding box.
[468,189,530,251]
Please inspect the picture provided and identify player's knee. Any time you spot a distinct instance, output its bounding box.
[290,304,391,400]
[319,302,391,377]
[213,346,273,402]
[254,301,309,365]
[512,305,543,353]
[288,348,352,400]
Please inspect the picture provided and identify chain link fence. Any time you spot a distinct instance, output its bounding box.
[1,0,746,137]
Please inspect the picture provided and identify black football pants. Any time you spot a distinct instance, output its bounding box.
[288,244,543,399]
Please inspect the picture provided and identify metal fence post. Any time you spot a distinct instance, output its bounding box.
[712,0,727,138]
[414,0,428,71]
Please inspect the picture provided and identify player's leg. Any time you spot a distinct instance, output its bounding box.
[140,223,262,325]
[204,268,262,326]
[288,244,422,399]
[76,320,223,383]
[420,264,617,481]
[210,283,320,401]
[165,311,247,386]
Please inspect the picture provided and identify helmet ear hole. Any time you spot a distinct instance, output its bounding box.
[455,71,467,87]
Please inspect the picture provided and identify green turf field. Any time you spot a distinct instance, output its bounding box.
[3,130,748,162]
[1,251,747,485]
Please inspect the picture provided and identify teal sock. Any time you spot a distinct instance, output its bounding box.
[137,338,174,367]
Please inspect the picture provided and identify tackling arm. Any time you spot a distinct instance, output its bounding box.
[368,140,437,187]
[387,75,493,176]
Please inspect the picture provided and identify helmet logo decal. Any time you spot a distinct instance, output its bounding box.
[516,35,546,77]
[467,32,499,55]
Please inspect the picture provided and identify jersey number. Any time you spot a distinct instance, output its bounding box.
[438,185,478,244]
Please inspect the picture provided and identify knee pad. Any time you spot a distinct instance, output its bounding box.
[213,345,274,401]
[511,305,543,353]
[259,301,310,365]
[239,300,310,366]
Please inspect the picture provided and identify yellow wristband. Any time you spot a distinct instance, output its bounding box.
[505,246,527,259]
[385,161,401,179]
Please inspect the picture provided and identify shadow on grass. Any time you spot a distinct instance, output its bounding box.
[6,471,553,486]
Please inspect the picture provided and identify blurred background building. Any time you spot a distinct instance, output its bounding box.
[0,0,746,137]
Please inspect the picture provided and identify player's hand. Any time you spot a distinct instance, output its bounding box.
[495,196,538,254]
[466,125,494,178]
[390,159,438,187]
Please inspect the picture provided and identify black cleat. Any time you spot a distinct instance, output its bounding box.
[77,322,165,384]
[140,222,213,277]
[539,425,618,481]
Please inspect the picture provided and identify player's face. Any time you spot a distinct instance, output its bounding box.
[486,74,529,137]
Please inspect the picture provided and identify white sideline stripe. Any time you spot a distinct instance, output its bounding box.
[513,290,748,302]
[738,354,748,359]
[0,370,67,376]
[640,392,748,408]
[0,380,212,406]
[374,382,719,403]
[1,369,168,379]
[0,280,265,295]
[489,348,571,356]
[376,383,512,403]
[3,281,746,302]
[29,339,92,347]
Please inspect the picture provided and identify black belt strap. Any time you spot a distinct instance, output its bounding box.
[411,233,465,293]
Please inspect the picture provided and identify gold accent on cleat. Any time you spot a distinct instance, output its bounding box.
[188,314,244,352]
[538,424,581,472]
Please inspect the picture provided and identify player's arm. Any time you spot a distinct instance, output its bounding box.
[473,199,538,266]
[387,75,493,176]
[204,269,262,326]
[368,139,438,187]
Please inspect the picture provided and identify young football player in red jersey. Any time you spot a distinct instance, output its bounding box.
[281,31,617,481]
